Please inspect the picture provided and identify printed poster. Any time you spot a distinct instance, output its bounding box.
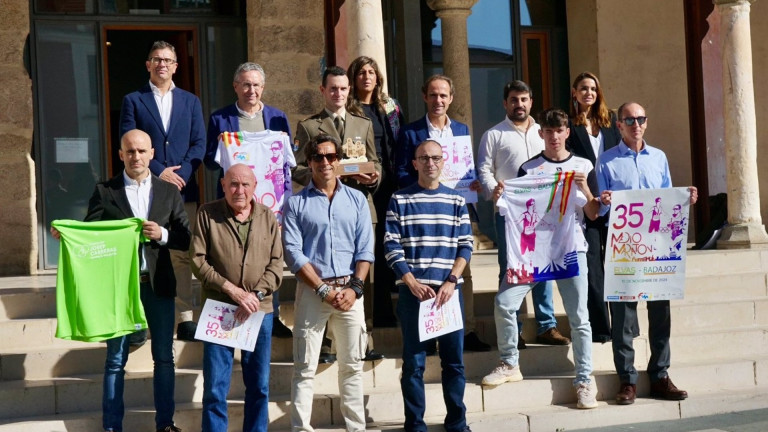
[418,293,464,342]
[604,187,690,301]
[195,298,265,351]
[498,173,580,284]
[433,136,478,203]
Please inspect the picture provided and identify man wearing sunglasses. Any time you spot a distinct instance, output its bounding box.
[120,40,206,344]
[283,133,374,432]
[596,102,698,405]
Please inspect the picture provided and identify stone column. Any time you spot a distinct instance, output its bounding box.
[714,0,768,248]
[0,0,36,275]
[345,0,389,93]
[426,0,478,131]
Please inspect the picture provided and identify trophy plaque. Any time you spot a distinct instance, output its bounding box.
[335,137,375,176]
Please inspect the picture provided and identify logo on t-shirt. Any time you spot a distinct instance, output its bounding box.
[76,241,118,260]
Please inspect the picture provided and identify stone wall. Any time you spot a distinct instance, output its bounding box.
[0,0,35,275]
[246,0,327,134]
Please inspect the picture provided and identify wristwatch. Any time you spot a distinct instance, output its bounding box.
[446,274,458,284]
[255,291,265,302]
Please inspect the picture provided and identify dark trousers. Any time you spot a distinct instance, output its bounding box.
[610,300,671,384]
[584,220,612,340]
[372,179,398,326]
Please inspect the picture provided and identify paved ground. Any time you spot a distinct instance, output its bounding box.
[571,408,768,432]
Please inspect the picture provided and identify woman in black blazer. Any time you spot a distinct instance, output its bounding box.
[567,72,620,343]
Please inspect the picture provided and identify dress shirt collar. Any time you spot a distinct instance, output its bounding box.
[505,115,533,132]
[307,177,343,196]
[617,139,649,155]
[149,79,176,95]
[325,108,346,122]
[426,114,452,134]
[236,101,263,119]
[122,170,152,187]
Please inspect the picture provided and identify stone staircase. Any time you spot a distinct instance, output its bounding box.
[1,249,767,431]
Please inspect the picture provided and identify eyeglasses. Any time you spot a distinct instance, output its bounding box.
[149,57,177,65]
[621,116,647,126]
[310,152,339,163]
[416,155,444,164]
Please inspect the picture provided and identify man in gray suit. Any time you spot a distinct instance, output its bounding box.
[292,65,383,362]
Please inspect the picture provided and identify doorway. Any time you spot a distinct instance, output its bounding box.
[103,27,199,179]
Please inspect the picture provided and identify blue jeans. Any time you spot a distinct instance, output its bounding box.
[202,312,273,432]
[103,282,175,431]
[494,252,593,385]
[397,285,466,432]
[495,212,557,334]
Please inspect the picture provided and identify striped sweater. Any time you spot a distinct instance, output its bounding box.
[384,183,473,287]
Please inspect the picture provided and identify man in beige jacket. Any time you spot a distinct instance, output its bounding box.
[190,163,283,432]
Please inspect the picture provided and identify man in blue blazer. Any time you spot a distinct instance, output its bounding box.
[205,62,294,339]
[119,40,205,343]
[394,74,491,353]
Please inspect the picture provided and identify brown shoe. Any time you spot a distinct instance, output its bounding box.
[650,376,688,400]
[615,382,636,405]
[536,328,571,345]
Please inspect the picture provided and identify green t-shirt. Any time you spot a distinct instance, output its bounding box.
[52,218,148,342]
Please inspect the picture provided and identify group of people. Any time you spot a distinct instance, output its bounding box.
[51,39,699,432]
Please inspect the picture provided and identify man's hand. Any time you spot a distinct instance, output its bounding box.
[227,284,260,315]
[407,280,435,301]
[50,227,61,240]
[352,171,379,186]
[332,288,357,311]
[142,221,163,241]
[689,186,698,205]
[600,190,613,206]
[572,172,593,200]
[492,180,505,203]
[159,166,186,191]
[434,281,455,309]
[234,305,252,322]
[468,179,482,192]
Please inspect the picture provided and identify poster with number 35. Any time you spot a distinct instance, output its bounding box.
[194,299,265,351]
[604,187,691,302]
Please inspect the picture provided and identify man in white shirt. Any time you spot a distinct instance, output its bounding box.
[472,80,570,348]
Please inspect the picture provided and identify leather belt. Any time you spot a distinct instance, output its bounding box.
[140,274,151,283]
[322,275,350,287]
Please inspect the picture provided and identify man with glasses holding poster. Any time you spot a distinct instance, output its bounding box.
[597,102,697,405]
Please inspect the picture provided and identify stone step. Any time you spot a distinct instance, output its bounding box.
[1,359,766,431]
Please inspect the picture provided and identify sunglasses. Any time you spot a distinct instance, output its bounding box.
[310,152,339,163]
[621,116,647,126]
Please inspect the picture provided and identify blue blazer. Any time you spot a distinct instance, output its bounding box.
[205,103,292,198]
[119,84,206,202]
[394,117,470,188]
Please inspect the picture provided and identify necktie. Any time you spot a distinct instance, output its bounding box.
[334,115,345,139]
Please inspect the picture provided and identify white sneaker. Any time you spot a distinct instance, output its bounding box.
[576,381,598,409]
[481,361,523,386]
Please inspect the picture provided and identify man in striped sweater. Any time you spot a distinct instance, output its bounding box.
[384,139,473,432]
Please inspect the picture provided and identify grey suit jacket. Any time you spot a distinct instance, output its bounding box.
[292,110,381,222]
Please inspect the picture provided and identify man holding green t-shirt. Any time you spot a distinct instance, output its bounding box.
[52,129,189,432]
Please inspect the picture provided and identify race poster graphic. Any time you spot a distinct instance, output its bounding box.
[216,130,296,225]
[432,136,478,203]
[604,187,690,302]
[417,293,464,342]
[498,173,580,284]
[195,299,266,351]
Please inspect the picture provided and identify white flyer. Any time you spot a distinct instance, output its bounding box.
[417,293,464,342]
[432,135,478,204]
[604,187,690,302]
[195,299,265,351]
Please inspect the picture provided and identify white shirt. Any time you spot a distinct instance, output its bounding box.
[149,80,176,132]
[477,117,544,200]
[427,115,453,138]
[589,129,604,158]
[122,171,168,270]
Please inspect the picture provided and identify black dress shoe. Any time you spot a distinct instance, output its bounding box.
[517,333,527,350]
[363,349,384,361]
[129,329,147,347]
[463,331,491,352]
[176,321,198,342]
[272,318,293,338]
[650,376,688,400]
[318,352,337,364]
